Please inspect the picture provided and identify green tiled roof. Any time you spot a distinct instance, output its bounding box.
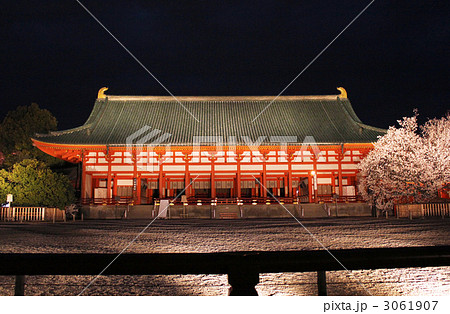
[34,95,386,146]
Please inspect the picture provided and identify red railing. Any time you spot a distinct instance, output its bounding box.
[81,195,363,206]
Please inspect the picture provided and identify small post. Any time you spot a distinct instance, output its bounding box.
[301,206,304,217]
[81,213,84,221]
[73,214,75,222]
[52,208,56,224]
[409,211,413,220]
[317,271,327,296]
[14,275,25,296]
[228,268,259,296]
[385,210,389,219]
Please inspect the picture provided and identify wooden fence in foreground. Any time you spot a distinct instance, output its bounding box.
[396,203,450,218]
[0,246,449,296]
[0,207,65,222]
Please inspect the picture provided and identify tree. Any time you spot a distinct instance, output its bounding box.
[0,103,61,167]
[358,113,450,211]
[0,159,74,209]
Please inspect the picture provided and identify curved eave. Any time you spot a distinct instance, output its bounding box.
[32,138,374,163]
[32,138,84,163]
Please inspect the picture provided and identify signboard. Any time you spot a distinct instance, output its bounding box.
[6,194,13,203]
[158,200,169,218]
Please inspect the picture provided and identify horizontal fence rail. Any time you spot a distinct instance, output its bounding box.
[0,246,449,296]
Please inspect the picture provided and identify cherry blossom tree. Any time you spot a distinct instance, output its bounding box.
[358,113,450,211]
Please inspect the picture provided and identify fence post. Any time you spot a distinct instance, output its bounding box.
[14,275,25,296]
[317,271,327,296]
[53,208,56,223]
[228,267,259,296]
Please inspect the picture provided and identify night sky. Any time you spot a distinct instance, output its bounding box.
[1,1,448,130]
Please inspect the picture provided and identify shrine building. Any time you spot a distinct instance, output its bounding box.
[32,87,385,206]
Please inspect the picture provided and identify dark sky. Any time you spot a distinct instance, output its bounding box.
[1,1,448,130]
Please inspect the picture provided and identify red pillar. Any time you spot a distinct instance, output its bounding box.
[338,154,343,197]
[158,154,165,198]
[136,175,141,205]
[113,175,117,199]
[332,172,336,195]
[262,154,267,198]
[106,154,112,202]
[236,154,242,198]
[185,171,190,198]
[81,153,86,200]
[183,153,191,197]
[210,156,216,199]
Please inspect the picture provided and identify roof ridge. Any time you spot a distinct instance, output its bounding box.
[103,95,341,101]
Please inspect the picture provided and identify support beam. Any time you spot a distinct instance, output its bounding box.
[14,275,25,296]
[317,271,327,296]
[228,268,259,296]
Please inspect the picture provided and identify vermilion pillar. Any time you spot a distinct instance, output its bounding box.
[236,153,242,199]
[338,153,344,197]
[183,153,191,197]
[106,154,112,202]
[158,154,165,198]
[210,156,216,199]
[308,174,313,203]
[113,176,118,199]
[287,153,293,198]
[262,152,267,198]
[136,175,141,204]
[80,152,86,200]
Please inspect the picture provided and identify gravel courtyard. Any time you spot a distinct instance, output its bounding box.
[0,217,449,296]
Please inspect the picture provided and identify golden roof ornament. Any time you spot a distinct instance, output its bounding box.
[337,87,347,98]
[97,87,109,99]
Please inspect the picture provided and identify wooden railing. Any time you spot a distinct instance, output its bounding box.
[81,197,133,205]
[1,246,449,296]
[81,195,364,206]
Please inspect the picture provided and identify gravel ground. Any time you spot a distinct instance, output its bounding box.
[0,217,449,296]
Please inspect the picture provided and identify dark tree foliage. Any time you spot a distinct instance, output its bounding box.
[0,103,61,167]
[0,159,74,209]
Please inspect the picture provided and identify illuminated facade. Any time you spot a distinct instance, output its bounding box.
[33,88,385,205]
